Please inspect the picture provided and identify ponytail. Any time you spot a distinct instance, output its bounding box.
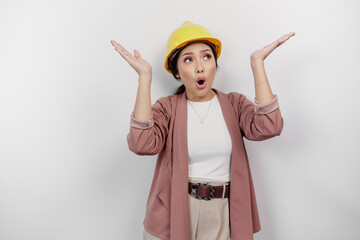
[174,84,186,95]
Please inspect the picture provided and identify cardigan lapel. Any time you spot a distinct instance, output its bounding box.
[170,91,191,240]
[215,88,255,239]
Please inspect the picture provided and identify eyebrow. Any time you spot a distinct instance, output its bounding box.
[180,49,211,58]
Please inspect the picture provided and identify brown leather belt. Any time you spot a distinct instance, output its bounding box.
[188,182,230,200]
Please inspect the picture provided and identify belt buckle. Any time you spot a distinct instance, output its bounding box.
[190,183,215,201]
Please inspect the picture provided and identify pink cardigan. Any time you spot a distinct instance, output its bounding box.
[127,88,283,240]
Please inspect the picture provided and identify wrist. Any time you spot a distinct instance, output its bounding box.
[250,57,264,67]
[138,74,152,83]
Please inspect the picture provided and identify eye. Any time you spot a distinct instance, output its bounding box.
[184,57,192,63]
[204,54,212,60]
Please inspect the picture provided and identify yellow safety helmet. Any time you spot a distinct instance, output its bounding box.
[164,21,222,73]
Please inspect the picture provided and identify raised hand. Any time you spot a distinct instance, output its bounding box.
[111,40,152,79]
[250,32,295,62]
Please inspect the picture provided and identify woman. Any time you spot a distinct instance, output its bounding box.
[111,21,295,240]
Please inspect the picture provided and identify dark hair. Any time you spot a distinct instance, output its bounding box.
[167,41,219,95]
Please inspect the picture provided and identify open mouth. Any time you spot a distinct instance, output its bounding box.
[197,79,205,85]
[196,77,206,89]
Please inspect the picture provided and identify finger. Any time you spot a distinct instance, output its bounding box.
[112,41,134,60]
[263,40,280,52]
[134,49,141,58]
[111,40,124,50]
[277,34,289,44]
[113,42,129,56]
[278,32,295,44]
[266,34,290,50]
[262,37,284,56]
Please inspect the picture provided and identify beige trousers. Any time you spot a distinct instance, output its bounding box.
[143,178,230,240]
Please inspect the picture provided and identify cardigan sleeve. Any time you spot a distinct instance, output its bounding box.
[126,97,171,155]
[238,94,284,141]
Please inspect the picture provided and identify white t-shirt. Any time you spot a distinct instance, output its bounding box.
[187,94,232,182]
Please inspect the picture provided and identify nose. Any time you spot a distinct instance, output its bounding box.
[196,61,204,74]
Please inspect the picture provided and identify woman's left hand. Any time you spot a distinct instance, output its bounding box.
[250,32,295,62]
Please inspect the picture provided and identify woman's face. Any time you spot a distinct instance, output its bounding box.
[176,42,217,102]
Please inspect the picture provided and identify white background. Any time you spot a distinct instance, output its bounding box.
[1,0,359,239]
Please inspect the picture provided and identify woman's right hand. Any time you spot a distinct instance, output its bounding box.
[111,40,152,79]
